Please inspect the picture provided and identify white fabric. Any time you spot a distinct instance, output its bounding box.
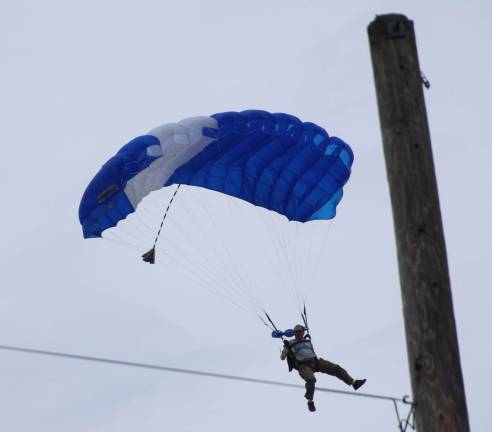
[124,116,218,209]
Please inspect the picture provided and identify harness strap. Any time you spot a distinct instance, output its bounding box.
[285,338,318,371]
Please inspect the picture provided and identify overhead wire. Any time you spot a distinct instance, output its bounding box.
[0,343,414,429]
[0,343,410,404]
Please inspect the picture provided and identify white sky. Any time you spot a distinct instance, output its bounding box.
[1,0,491,431]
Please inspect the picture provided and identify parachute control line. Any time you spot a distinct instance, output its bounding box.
[141,184,181,264]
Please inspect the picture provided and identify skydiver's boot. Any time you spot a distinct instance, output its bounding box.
[307,400,316,412]
[352,379,366,390]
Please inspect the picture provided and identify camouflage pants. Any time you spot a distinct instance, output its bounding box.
[298,358,353,400]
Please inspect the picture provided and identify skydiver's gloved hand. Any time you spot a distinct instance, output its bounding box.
[283,340,290,348]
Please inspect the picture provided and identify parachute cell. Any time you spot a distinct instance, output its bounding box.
[79,110,354,239]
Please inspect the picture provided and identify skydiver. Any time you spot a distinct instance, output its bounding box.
[280,324,366,412]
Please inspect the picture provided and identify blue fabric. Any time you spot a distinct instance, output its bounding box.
[271,329,294,338]
[79,110,354,238]
[283,329,295,337]
[79,135,160,238]
[167,111,353,222]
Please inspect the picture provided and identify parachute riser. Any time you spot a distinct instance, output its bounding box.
[263,311,300,372]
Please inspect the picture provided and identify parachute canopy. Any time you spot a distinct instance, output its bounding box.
[79,110,354,238]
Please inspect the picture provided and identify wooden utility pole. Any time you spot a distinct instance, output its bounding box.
[367,14,470,432]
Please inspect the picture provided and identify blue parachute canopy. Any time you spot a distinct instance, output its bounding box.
[79,110,354,238]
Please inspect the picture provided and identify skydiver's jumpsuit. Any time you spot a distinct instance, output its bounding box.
[282,338,354,401]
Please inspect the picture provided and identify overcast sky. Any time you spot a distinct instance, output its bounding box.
[1,1,491,431]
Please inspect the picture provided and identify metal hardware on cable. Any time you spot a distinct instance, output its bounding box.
[420,70,431,89]
[395,395,416,431]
